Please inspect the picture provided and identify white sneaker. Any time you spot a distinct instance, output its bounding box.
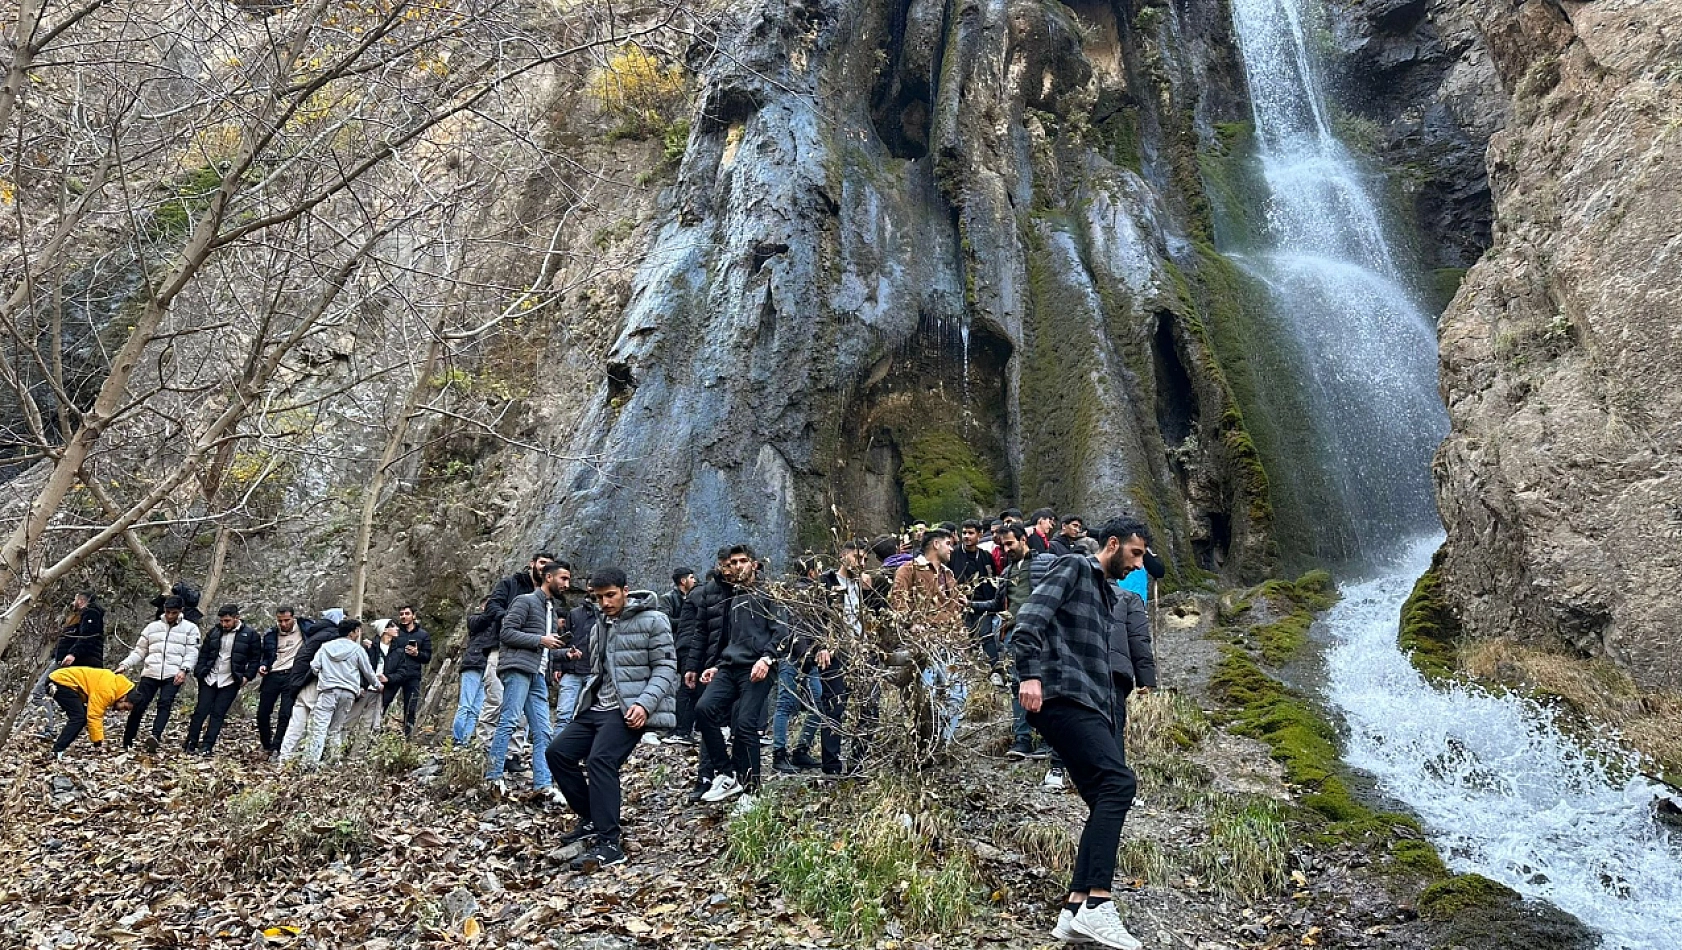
[1051,908,1094,943]
[1070,900,1142,950]
[730,792,758,817]
[990,671,1006,688]
[543,786,567,805]
[490,778,509,796]
[700,773,743,803]
[640,732,662,746]
[1043,767,1066,790]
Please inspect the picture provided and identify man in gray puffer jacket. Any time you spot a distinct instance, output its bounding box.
[545,567,678,873]
[485,561,567,796]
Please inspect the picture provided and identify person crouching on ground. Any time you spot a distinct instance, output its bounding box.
[546,568,679,872]
[46,666,136,759]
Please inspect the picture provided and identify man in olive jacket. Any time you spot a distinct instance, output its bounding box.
[546,568,678,872]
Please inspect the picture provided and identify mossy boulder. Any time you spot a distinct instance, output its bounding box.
[1419,874,1597,949]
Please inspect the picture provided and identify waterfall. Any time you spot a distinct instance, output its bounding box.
[1227,0,1446,565]
[1219,1,1682,945]
[1329,538,1682,949]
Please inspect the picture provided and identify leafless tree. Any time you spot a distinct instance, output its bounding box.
[0,0,704,661]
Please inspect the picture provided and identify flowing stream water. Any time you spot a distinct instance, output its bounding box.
[1220,0,1682,944]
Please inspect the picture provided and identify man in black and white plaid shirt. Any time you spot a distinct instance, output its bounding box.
[1012,515,1149,950]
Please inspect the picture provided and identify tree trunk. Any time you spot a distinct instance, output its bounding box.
[350,335,442,618]
[198,526,234,612]
[0,632,56,752]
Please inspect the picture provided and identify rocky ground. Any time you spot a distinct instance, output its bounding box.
[0,592,1515,950]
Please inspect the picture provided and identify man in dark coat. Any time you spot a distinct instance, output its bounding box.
[185,605,262,754]
[675,550,735,799]
[379,604,433,737]
[695,545,789,804]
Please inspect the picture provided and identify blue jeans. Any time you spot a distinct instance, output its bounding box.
[486,670,552,788]
[772,660,822,752]
[554,673,587,730]
[452,668,488,745]
[920,661,968,745]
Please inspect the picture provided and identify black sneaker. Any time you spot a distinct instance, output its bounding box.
[772,750,798,774]
[686,777,711,805]
[790,748,822,771]
[506,753,526,773]
[1007,740,1034,760]
[560,821,597,846]
[143,736,159,754]
[570,841,626,872]
[1027,744,1052,761]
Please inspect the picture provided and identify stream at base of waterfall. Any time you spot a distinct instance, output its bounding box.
[1321,536,1682,948]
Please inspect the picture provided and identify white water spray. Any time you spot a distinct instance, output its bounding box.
[1327,537,1682,948]
[1217,0,1682,943]
[1228,0,1445,562]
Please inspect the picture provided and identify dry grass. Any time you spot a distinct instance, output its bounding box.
[1126,690,1210,765]
[1463,641,1682,774]
[1013,821,1077,874]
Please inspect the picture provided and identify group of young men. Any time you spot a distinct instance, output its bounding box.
[35,506,1159,948]
[34,588,436,767]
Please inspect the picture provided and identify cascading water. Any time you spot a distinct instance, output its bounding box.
[1218,0,1682,945]
[1226,0,1446,565]
[1329,538,1682,949]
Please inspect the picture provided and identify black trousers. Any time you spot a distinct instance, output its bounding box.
[255,671,298,752]
[673,675,700,737]
[546,706,643,845]
[186,680,242,752]
[51,686,87,754]
[1028,698,1137,894]
[1112,674,1131,767]
[123,676,182,748]
[696,664,773,789]
[382,678,420,736]
[816,658,849,773]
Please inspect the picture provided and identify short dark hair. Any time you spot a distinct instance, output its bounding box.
[541,561,570,579]
[996,523,1026,542]
[715,546,733,562]
[672,568,695,584]
[1092,515,1152,549]
[77,590,97,602]
[795,554,821,576]
[870,535,900,562]
[920,528,954,552]
[841,538,869,553]
[960,519,984,532]
[1062,515,1084,527]
[532,550,556,562]
[398,603,417,613]
[724,543,757,560]
[163,596,184,610]
[121,689,138,706]
[1030,507,1057,523]
[275,606,295,616]
[1000,508,1023,520]
[217,604,240,618]
[589,567,629,590]
[338,618,362,635]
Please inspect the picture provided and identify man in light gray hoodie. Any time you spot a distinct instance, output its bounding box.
[299,618,379,766]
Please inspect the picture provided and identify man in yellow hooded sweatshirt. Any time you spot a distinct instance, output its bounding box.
[46,666,136,758]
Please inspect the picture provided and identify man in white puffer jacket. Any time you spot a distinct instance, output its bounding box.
[118,595,202,752]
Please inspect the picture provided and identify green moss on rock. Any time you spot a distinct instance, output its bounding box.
[900,430,998,524]
[1419,874,1596,950]
[1399,554,1462,682]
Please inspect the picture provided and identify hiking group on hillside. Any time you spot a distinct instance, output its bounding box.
[32,508,1162,949]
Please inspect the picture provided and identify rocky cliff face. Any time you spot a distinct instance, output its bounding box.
[537,0,1377,583]
[1434,0,1682,689]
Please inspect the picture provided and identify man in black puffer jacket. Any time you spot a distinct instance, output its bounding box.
[695,545,790,804]
[555,600,594,729]
[379,604,433,737]
[676,551,735,801]
[185,605,263,755]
